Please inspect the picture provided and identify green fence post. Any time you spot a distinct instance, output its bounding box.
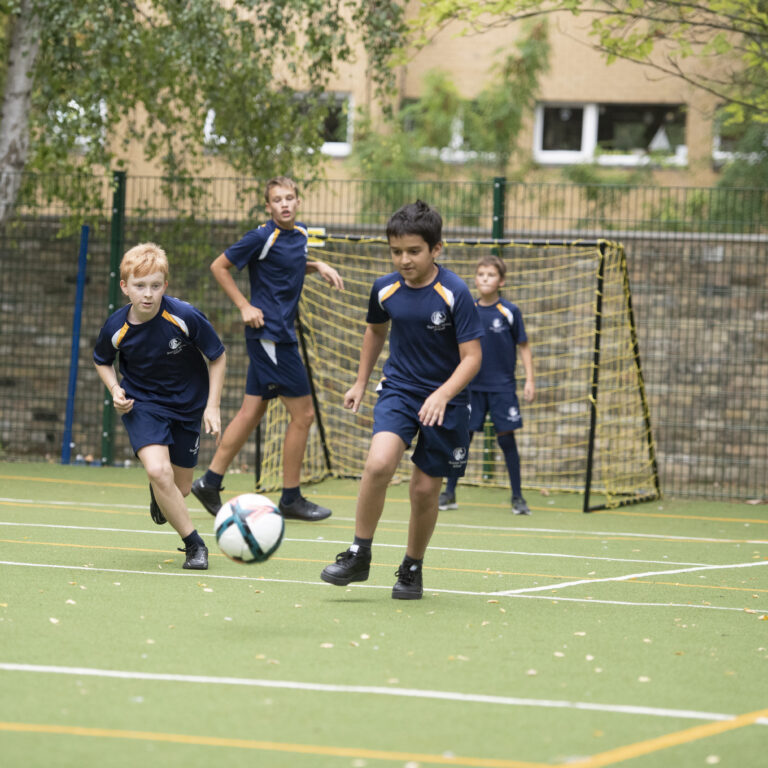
[100,171,126,466]
[483,177,506,478]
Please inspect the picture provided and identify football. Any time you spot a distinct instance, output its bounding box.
[213,493,284,563]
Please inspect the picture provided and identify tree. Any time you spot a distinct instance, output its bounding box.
[414,1,768,122]
[0,0,405,223]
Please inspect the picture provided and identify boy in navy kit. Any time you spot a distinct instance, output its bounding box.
[192,176,344,522]
[439,253,535,514]
[320,200,483,599]
[93,242,226,570]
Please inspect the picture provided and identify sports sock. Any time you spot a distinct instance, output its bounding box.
[497,431,522,498]
[444,475,458,495]
[352,535,373,554]
[203,469,224,489]
[182,529,205,550]
[280,486,301,505]
[402,554,423,570]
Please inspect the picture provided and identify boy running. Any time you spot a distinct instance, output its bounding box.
[320,200,483,599]
[192,176,344,522]
[93,242,226,570]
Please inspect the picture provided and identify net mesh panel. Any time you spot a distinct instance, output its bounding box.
[256,236,659,509]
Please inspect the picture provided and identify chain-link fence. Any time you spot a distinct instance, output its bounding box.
[1,173,766,500]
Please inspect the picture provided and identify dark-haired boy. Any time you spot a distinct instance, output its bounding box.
[320,201,483,599]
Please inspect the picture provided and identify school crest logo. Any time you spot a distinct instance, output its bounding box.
[491,317,505,333]
[168,337,183,355]
[507,406,520,422]
[452,447,467,462]
[428,310,449,331]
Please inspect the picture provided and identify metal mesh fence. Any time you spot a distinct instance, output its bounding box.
[0,173,766,501]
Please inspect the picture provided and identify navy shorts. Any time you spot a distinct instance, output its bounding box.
[373,386,471,478]
[245,338,311,400]
[122,407,201,468]
[469,389,523,433]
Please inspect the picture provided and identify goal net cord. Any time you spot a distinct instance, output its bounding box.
[254,236,660,511]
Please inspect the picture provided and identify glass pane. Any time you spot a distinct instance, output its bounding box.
[542,106,584,151]
[597,104,686,154]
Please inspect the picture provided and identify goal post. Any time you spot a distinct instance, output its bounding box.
[255,235,660,511]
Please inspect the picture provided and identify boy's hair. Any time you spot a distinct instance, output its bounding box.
[120,242,169,282]
[264,175,299,202]
[386,200,443,250]
[476,253,506,281]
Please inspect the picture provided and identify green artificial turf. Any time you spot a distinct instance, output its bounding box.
[1,462,766,768]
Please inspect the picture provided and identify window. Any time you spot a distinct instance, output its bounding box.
[712,108,766,167]
[319,92,353,157]
[534,103,687,167]
[204,92,353,157]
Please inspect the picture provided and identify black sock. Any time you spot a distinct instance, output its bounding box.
[203,469,224,489]
[497,431,522,498]
[183,529,205,550]
[353,536,373,554]
[281,486,301,505]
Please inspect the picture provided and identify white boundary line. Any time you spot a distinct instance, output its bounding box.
[0,521,711,567]
[2,497,767,545]
[493,560,768,596]
[0,561,753,612]
[3,662,765,726]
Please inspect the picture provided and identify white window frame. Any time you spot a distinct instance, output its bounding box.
[534,103,687,167]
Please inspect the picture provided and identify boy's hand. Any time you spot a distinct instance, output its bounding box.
[524,379,535,403]
[418,390,449,427]
[317,263,344,290]
[203,406,222,445]
[111,386,134,414]
[343,382,365,413]
[240,304,264,328]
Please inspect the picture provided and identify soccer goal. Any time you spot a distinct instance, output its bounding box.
[255,236,660,512]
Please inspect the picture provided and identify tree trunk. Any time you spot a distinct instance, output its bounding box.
[0,1,41,226]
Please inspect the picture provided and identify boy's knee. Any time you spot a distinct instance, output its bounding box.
[290,404,315,429]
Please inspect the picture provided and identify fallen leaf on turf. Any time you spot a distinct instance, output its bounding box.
[320,643,334,648]
[526,669,537,676]
[49,618,59,624]
[487,599,498,604]
[638,676,650,682]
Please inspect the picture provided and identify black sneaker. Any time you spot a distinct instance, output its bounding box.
[512,495,531,516]
[179,543,208,570]
[392,562,423,600]
[320,547,371,585]
[438,491,457,510]
[279,495,332,521]
[149,484,166,525]
[191,477,223,517]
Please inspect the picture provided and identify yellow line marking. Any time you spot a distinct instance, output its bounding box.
[559,706,768,767]
[0,474,144,489]
[0,721,548,767]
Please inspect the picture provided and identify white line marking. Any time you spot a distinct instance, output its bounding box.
[0,522,710,567]
[0,561,751,612]
[2,497,766,544]
[494,560,768,596]
[0,662,755,725]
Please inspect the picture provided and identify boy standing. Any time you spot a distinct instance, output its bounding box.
[320,200,483,599]
[192,176,344,521]
[439,254,535,514]
[93,243,226,570]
